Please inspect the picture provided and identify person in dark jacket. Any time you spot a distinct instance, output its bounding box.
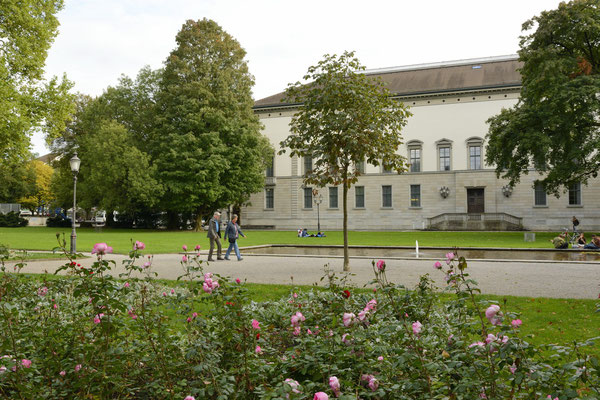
[224,214,246,261]
[206,212,224,261]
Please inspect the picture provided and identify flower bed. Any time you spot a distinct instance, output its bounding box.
[0,241,598,399]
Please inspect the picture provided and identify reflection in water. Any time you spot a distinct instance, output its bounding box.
[244,246,600,262]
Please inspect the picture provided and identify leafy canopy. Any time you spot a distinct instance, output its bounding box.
[280,51,411,187]
[486,0,600,195]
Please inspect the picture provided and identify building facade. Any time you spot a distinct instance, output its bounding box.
[242,55,600,231]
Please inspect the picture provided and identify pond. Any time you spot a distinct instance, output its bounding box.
[243,245,600,263]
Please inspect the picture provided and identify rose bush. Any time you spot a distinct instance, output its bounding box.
[0,240,598,399]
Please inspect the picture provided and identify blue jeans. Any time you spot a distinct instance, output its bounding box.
[584,242,599,250]
[225,240,241,260]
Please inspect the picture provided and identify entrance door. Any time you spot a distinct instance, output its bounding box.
[467,188,485,213]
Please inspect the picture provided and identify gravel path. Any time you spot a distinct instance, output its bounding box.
[7,251,600,299]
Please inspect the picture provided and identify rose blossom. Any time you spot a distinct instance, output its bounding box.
[91,243,113,256]
[284,378,301,396]
[182,245,187,251]
[59,370,66,376]
[412,321,423,335]
[313,393,329,400]
[252,319,260,330]
[255,345,262,354]
[342,312,355,327]
[21,359,32,368]
[434,261,442,269]
[123,282,130,288]
[511,319,522,328]
[236,278,241,284]
[182,255,188,263]
[134,241,145,250]
[377,356,384,361]
[194,244,201,250]
[184,396,195,400]
[329,376,340,397]
[485,305,502,325]
[37,286,48,296]
[376,259,385,271]
[290,311,305,327]
[75,364,82,372]
[143,261,151,268]
[368,377,379,391]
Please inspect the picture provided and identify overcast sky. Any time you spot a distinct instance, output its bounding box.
[33,0,562,155]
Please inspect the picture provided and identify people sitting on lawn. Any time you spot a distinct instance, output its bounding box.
[572,232,587,248]
[583,234,600,250]
[551,233,568,249]
[297,228,303,237]
[316,231,326,237]
[301,228,309,237]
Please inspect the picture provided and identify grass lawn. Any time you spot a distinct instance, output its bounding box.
[6,252,80,261]
[0,227,578,254]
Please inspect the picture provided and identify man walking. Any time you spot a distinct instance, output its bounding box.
[207,211,224,261]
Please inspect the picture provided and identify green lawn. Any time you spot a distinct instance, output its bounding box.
[0,227,586,254]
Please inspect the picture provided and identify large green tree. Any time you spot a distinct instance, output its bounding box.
[51,69,163,222]
[486,0,600,195]
[152,19,271,228]
[280,51,411,271]
[0,0,75,161]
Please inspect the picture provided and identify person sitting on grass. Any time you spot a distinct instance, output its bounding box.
[583,234,600,250]
[301,228,309,237]
[551,233,568,249]
[572,232,586,248]
[316,231,326,237]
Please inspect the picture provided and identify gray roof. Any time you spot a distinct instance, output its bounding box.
[254,55,522,109]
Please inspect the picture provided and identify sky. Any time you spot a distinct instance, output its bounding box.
[33,0,563,155]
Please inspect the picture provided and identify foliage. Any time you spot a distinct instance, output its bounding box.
[18,160,54,212]
[0,156,36,203]
[486,0,600,195]
[152,19,272,225]
[0,213,28,228]
[280,51,411,270]
[45,216,71,228]
[1,240,598,398]
[0,0,75,162]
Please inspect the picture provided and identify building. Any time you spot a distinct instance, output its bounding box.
[242,55,600,231]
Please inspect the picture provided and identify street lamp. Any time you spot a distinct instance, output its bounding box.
[69,153,81,254]
[313,190,323,233]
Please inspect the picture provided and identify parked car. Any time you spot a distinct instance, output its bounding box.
[19,209,32,217]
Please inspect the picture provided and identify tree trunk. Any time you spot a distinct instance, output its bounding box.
[343,178,350,271]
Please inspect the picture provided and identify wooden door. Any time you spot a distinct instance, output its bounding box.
[467,188,484,213]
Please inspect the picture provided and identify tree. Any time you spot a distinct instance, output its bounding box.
[0,155,36,203]
[152,19,271,229]
[280,52,411,271]
[0,0,75,161]
[19,160,54,213]
[486,0,600,195]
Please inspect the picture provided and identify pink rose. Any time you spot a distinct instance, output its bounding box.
[365,299,377,311]
[21,359,32,368]
[328,376,340,397]
[357,310,367,322]
[376,259,385,271]
[293,326,301,336]
[252,319,260,330]
[194,245,201,250]
[171,288,175,294]
[182,255,188,263]
[255,345,262,354]
[143,261,151,268]
[192,312,198,318]
[485,305,502,325]
[236,278,241,284]
[511,319,522,328]
[377,356,384,361]
[290,311,305,327]
[134,241,145,250]
[182,245,187,251]
[91,243,113,256]
[59,370,66,376]
[162,292,167,297]
[368,377,379,391]
[123,282,130,288]
[284,378,301,394]
[202,283,212,294]
[434,261,442,269]
[342,313,355,327]
[204,272,213,280]
[37,286,48,296]
[75,364,82,372]
[412,321,422,335]
[184,396,196,400]
[510,364,517,374]
[314,393,329,400]
[469,341,485,348]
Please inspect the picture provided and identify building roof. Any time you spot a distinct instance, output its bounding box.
[254,55,522,109]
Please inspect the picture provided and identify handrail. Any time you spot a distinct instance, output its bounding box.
[428,213,522,227]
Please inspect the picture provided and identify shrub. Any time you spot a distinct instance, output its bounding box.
[0,212,28,227]
[45,215,72,227]
[0,242,597,399]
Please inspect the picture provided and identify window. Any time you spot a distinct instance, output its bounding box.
[534,181,546,206]
[355,186,365,208]
[568,183,581,205]
[355,160,366,174]
[469,146,481,170]
[407,140,423,173]
[265,188,274,209]
[382,185,392,208]
[382,162,393,174]
[410,185,421,207]
[303,155,313,175]
[266,156,274,177]
[466,137,484,170]
[436,138,453,171]
[303,187,313,209]
[439,147,451,171]
[409,148,421,172]
[329,187,338,208]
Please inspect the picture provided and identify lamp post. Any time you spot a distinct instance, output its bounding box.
[313,191,323,233]
[69,153,81,254]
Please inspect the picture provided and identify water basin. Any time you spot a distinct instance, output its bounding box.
[243,245,600,263]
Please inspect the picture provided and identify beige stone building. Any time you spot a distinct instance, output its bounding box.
[242,55,599,231]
